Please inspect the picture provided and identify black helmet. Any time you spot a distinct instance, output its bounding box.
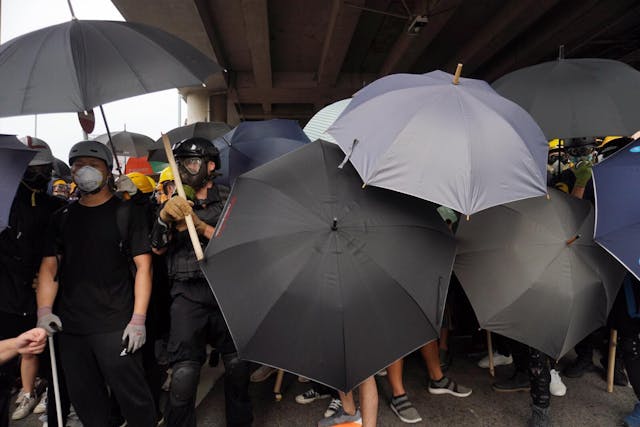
[172,137,220,169]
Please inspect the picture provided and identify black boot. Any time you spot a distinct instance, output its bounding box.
[528,404,551,427]
[563,355,595,378]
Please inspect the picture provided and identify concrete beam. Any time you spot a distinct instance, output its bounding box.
[379,0,461,76]
[442,0,561,75]
[241,0,272,113]
[317,0,364,87]
[233,86,357,105]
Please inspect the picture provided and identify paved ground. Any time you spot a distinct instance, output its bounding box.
[11,344,637,426]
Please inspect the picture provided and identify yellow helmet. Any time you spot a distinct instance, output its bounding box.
[126,172,155,194]
[146,176,157,190]
[158,166,174,184]
[548,139,561,149]
[599,136,623,148]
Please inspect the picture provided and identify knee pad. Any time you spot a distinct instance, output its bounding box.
[170,361,201,407]
[222,353,250,386]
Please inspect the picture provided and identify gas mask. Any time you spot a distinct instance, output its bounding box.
[177,156,210,189]
[22,165,52,190]
[74,165,106,194]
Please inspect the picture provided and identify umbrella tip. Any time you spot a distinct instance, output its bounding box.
[331,218,338,231]
[565,234,581,246]
[558,45,565,60]
[453,63,463,85]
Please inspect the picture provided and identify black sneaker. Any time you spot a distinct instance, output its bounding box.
[563,356,595,378]
[492,370,530,392]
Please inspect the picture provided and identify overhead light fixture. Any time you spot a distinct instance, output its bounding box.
[407,15,428,35]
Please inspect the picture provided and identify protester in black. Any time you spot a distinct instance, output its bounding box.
[0,138,65,425]
[36,141,155,427]
[151,137,252,427]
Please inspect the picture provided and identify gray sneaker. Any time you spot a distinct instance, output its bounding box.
[317,407,361,427]
[12,391,38,420]
[428,376,472,397]
[390,394,422,423]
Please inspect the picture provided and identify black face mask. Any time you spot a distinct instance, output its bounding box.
[22,165,52,190]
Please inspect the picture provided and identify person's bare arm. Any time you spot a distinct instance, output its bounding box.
[37,256,59,309]
[132,253,152,316]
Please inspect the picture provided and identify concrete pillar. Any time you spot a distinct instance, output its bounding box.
[209,94,227,123]
[186,92,209,124]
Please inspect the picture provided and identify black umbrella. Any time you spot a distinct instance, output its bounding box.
[0,19,219,116]
[148,121,232,162]
[0,135,37,232]
[492,56,640,139]
[454,188,626,358]
[202,140,456,392]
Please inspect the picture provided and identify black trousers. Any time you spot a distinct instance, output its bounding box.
[165,279,252,427]
[58,330,156,427]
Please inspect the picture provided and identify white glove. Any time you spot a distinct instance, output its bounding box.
[115,175,138,196]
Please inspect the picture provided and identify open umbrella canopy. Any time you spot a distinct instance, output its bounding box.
[492,58,640,139]
[202,140,456,392]
[148,121,232,162]
[212,119,310,186]
[0,19,220,116]
[95,131,154,157]
[593,138,640,280]
[303,98,351,143]
[0,135,37,232]
[454,188,626,359]
[327,71,548,216]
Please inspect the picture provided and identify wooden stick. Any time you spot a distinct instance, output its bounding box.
[453,63,463,85]
[566,235,581,246]
[273,369,285,401]
[607,329,617,393]
[487,330,495,377]
[161,133,204,261]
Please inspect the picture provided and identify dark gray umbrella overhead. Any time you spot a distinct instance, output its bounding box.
[148,121,232,162]
[0,20,220,116]
[95,131,154,157]
[0,135,37,232]
[492,58,640,139]
[52,158,72,182]
[202,140,456,392]
[454,188,626,358]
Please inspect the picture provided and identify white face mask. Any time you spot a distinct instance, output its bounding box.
[74,165,105,193]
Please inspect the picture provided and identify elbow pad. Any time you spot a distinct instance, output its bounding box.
[150,218,171,249]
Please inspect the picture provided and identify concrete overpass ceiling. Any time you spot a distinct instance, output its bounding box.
[113,0,640,124]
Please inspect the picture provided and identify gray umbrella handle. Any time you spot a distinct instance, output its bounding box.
[48,335,64,427]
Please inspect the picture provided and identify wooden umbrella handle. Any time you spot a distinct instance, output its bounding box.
[453,63,463,85]
[161,133,204,261]
[607,329,617,393]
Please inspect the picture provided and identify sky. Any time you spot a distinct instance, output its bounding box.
[0,0,187,161]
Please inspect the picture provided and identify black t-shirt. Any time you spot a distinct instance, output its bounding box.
[43,196,150,335]
[0,184,66,315]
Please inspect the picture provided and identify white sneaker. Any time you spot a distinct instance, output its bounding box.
[477,352,513,368]
[33,389,47,414]
[250,365,277,383]
[12,391,38,420]
[550,369,566,396]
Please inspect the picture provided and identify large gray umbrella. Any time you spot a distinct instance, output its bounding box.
[202,140,456,392]
[492,58,640,139]
[0,19,219,116]
[95,131,154,157]
[0,135,36,232]
[454,188,626,358]
[327,70,548,216]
